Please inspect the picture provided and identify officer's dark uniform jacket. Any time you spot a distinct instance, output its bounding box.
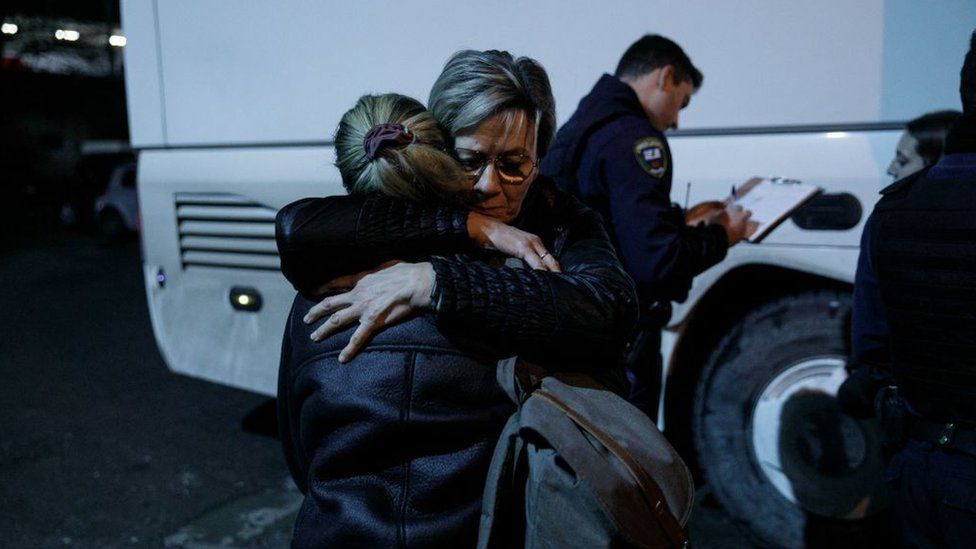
[869,114,976,425]
[276,177,638,547]
[540,74,729,308]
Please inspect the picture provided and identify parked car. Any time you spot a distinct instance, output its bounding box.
[93,161,137,234]
[60,142,133,230]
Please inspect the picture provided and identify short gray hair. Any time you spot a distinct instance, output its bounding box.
[428,50,556,156]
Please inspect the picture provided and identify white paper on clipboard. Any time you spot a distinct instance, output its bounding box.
[733,176,822,242]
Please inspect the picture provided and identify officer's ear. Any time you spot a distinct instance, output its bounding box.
[659,65,676,91]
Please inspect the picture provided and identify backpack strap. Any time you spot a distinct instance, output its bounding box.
[482,358,549,548]
[495,357,547,405]
[477,413,526,549]
[534,389,690,548]
[495,357,521,404]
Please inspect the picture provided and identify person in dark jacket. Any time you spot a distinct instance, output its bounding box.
[842,31,976,548]
[277,52,638,548]
[840,109,962,419]
[538,35,754,420]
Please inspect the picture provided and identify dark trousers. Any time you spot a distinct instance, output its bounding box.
[886,439,976,548]
[624,327,662,423]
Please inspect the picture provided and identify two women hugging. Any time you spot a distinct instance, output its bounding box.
[275,49,637,547]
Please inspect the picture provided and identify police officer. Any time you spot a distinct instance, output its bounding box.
[541,35,753,420]
[848,31,976,547]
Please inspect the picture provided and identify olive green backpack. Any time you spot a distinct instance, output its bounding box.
[478,357,694,548]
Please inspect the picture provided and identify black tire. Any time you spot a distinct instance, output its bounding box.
[693,291,888,548]
[98,208,125,236]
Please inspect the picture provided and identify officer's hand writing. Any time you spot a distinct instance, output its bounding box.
[467,211,561,272]
[712,204,757,246]
[304,262,435,362]
[685,200,726,227]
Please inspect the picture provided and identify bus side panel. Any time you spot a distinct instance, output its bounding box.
[138,147,341,395]
[666,130,899,325]
[120,0,166,146]
[145,0,891,146]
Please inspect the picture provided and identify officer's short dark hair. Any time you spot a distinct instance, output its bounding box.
[614,35,703,90]
[961,29,976,115]
[907,110,963,166]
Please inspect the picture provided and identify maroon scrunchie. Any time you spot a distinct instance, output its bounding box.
[363,123,413,161]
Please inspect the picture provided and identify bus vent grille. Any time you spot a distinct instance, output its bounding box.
[175,193,280,271]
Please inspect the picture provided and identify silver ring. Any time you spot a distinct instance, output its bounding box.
[540,253,551,261]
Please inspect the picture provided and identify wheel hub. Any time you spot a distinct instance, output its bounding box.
[751,356,877,518]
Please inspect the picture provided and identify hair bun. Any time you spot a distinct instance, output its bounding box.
[363,123,413,161]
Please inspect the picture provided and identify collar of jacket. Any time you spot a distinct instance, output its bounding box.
[588,74,645,118]
[515,177,558,225]
[511,176,576,242]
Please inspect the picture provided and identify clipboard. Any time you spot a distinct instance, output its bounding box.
[733,176,822,243]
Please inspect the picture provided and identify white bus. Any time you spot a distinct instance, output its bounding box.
[121,1,973,545]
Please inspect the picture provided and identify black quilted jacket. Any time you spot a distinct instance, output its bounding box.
[275,177,638,367]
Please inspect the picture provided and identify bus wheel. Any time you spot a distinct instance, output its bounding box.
[692,291,888,547]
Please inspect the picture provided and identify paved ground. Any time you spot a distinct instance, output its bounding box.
[0,231,298,548]
[0,229,754,548]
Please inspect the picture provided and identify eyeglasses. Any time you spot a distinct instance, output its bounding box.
[454,148,538,185]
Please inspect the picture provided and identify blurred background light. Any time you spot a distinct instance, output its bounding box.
[54,29,79,41]
[108,35,125,47]
[1,22,17,34]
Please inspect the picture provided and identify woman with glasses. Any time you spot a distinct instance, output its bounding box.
[276,50,637,548]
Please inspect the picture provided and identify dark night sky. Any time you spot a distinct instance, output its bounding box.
[2,0,120,25]
[1,1,129,235]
